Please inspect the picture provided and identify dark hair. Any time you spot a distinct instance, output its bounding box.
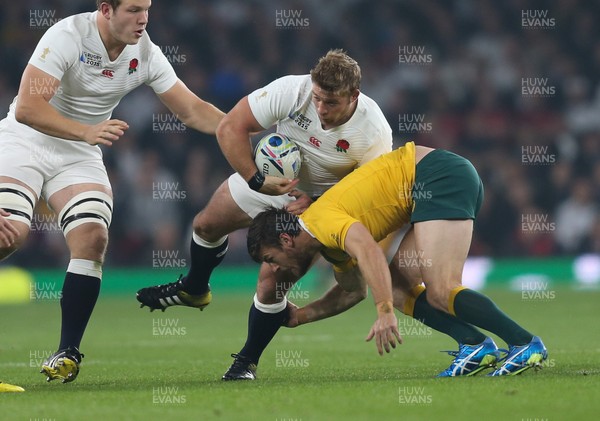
[310,49,361,96]
[97,0,121,10]
[247,207,301,263]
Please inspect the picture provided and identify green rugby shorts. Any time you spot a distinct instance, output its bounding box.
[410,149,483,223]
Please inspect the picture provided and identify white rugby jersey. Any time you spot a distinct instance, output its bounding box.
[5,11,177,127]
[248,75,392,198]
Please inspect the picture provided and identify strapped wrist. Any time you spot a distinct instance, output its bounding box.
[247,170,265,191]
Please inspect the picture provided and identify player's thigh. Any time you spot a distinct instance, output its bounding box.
[45,151,113,261]
[413,219,473,309]
[193,179,253,241]
[0,175,40,250]
[0,129,44,245]
[194,173,295,241]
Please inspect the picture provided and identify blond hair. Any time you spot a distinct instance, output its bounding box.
[310,49,361,96]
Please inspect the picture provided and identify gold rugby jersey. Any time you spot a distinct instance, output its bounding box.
[299,141,416,262]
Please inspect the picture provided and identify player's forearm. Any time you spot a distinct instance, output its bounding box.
[297,283,366,325]
[15,101,87,140]
[183,100,225,135]
[356,247,394,314]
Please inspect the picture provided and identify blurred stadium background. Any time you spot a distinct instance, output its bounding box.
[1,0,599,295]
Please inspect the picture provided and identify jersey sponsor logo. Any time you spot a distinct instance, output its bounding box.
[289,111,311,130]
[101,69,114,79]
[128,58,139,74]
[335,139,350,153]
[308,136,321,148]
[80,51,102,67]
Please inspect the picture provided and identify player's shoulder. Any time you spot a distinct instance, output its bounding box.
[47,12,96,39]
[355,91,386,116]
[266,74,311,94]
[249,74,310,110]
[353,92,391,132]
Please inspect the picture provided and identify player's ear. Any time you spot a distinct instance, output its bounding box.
[280,233,294,248]
[100,2,113,18]
[350,89,360,102]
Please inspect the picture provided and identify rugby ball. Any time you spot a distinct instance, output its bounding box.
[254,133,302,179]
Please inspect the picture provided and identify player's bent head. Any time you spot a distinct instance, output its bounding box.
[310,48,361,97]
[97,0,122,10]
[247,207,301,263]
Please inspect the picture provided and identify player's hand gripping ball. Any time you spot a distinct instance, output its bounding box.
[254,133,302,179]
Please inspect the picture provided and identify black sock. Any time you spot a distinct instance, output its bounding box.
[182,237,228,294]
[239,303,288,364]
[413,289,486,345]
[452,288,533,346]
[58,273,101,350]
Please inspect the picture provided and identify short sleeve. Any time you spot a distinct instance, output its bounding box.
[247,75,304,129]
[28,26,79,81]
[146,43,178,94]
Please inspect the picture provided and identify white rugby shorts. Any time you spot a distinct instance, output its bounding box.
[0,117,110,202]
[228,172,294,218]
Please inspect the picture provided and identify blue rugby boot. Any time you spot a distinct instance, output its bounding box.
[437,337,500,377]
[488,336,547,376]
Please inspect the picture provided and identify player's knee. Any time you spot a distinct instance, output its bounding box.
[192,211,224,242]
[60,191,112,262]
[68,224,108,261]
[425,288,450,313]
[356,283,368,301]
[256,285,287,304]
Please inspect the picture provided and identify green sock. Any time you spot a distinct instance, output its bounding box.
[451,288,533,346]
[413,289,487,345]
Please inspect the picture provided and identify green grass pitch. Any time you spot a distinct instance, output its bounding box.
[0,284,599,420]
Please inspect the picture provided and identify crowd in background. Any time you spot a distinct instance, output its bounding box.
[0,0,598,267]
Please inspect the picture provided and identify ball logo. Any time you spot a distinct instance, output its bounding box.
[254,133,302,179]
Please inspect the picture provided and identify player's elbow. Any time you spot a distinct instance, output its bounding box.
[215,114,235,142]
[14,102,34,126]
